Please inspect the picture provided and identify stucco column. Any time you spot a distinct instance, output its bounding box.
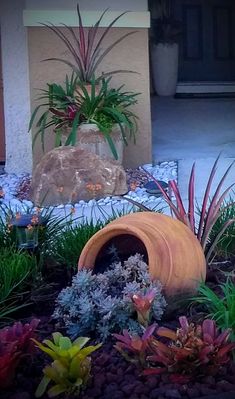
[0,0,32,173]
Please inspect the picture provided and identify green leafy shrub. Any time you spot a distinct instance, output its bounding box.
[0,319,40,388]
[51,220,104,271]
[192,279,235,339]
[33,332,101,398]
[53,254,166,340]
[0,247,37,320]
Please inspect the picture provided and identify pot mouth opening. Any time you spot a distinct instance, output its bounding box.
[93,234,148,274]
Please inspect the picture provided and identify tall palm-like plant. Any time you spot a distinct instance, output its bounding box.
[42,4,138,83]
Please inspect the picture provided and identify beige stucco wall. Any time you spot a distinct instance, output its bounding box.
[28,27,152,169]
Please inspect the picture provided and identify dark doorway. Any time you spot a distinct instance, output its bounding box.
[0,34,5,163]
[174,0,235,81]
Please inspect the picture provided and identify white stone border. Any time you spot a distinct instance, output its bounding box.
[23,10,150,28]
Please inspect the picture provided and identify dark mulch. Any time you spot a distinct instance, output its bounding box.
[2,334,235,399]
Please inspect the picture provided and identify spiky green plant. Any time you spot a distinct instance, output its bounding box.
[124,155,235,262]
[30,76,139,160]
[29,74,80,151]
[209,198,235,258]
[192,278,235,340]
[0,247,37,321]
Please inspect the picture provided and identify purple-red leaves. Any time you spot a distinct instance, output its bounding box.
[42,5,137,83]
[114,317,235,382]
[0,319,40,388]
[113,324,157,366]
[140,155,235,262]
[146,317,235,380]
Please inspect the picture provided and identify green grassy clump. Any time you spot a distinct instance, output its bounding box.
[0,247,38,321]
[51,220,105,271]
[209,199,235,258]
[192,278,235,339]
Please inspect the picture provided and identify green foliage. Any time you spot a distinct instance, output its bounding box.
[0,247,37,321]
[54,254,166,340]
[209,198,235,258]
[30,75,140,160]
[29,74,80,151]
[192,279,235,340]
[51,220,104,271]
[33,332,101,398]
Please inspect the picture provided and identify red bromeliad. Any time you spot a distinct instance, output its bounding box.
[144,317,235,382]
[113,324,157,367]
[0,319,40,388]
[131,289,156,327]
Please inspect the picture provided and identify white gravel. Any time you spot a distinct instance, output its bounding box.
[0,161,177,223]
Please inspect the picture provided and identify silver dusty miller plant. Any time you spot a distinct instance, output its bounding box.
[53,254,167,340]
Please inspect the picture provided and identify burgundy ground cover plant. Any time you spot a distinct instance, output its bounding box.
[0,319,40,388]
[113,324,157,367]
[114,317,235,383]
[144,317,235,382]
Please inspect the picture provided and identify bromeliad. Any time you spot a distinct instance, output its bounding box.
[131,289,156,327]
[33,332,101,398]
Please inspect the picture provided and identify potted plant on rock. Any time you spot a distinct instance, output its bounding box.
[29,75,139,162]
[150,0,181,96]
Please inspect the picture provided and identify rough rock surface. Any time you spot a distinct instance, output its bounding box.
[30,147,127,206]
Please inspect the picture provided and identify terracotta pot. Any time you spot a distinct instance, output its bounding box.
[61,123,124,163]
[78,212,206,296]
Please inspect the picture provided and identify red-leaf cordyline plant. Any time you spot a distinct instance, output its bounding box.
[41,4,138,83]
[0,319,40,388]
[143,316,235,383]
[113,324,157,367]
[125,155,235,262]
[131,289,156,327]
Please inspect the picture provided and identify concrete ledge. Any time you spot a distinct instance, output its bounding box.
[23,10,150,28]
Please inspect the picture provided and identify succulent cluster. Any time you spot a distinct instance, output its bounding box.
[0,319,40,388]
[114,317,235,383]
[53,254,166,340]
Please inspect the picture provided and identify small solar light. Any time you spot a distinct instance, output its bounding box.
[11,214,45,250]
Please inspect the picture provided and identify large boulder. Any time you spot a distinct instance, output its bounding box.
[30,147,127,206]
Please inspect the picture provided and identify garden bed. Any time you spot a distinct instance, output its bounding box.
[1,157,235,399]
[1,256,235,399]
